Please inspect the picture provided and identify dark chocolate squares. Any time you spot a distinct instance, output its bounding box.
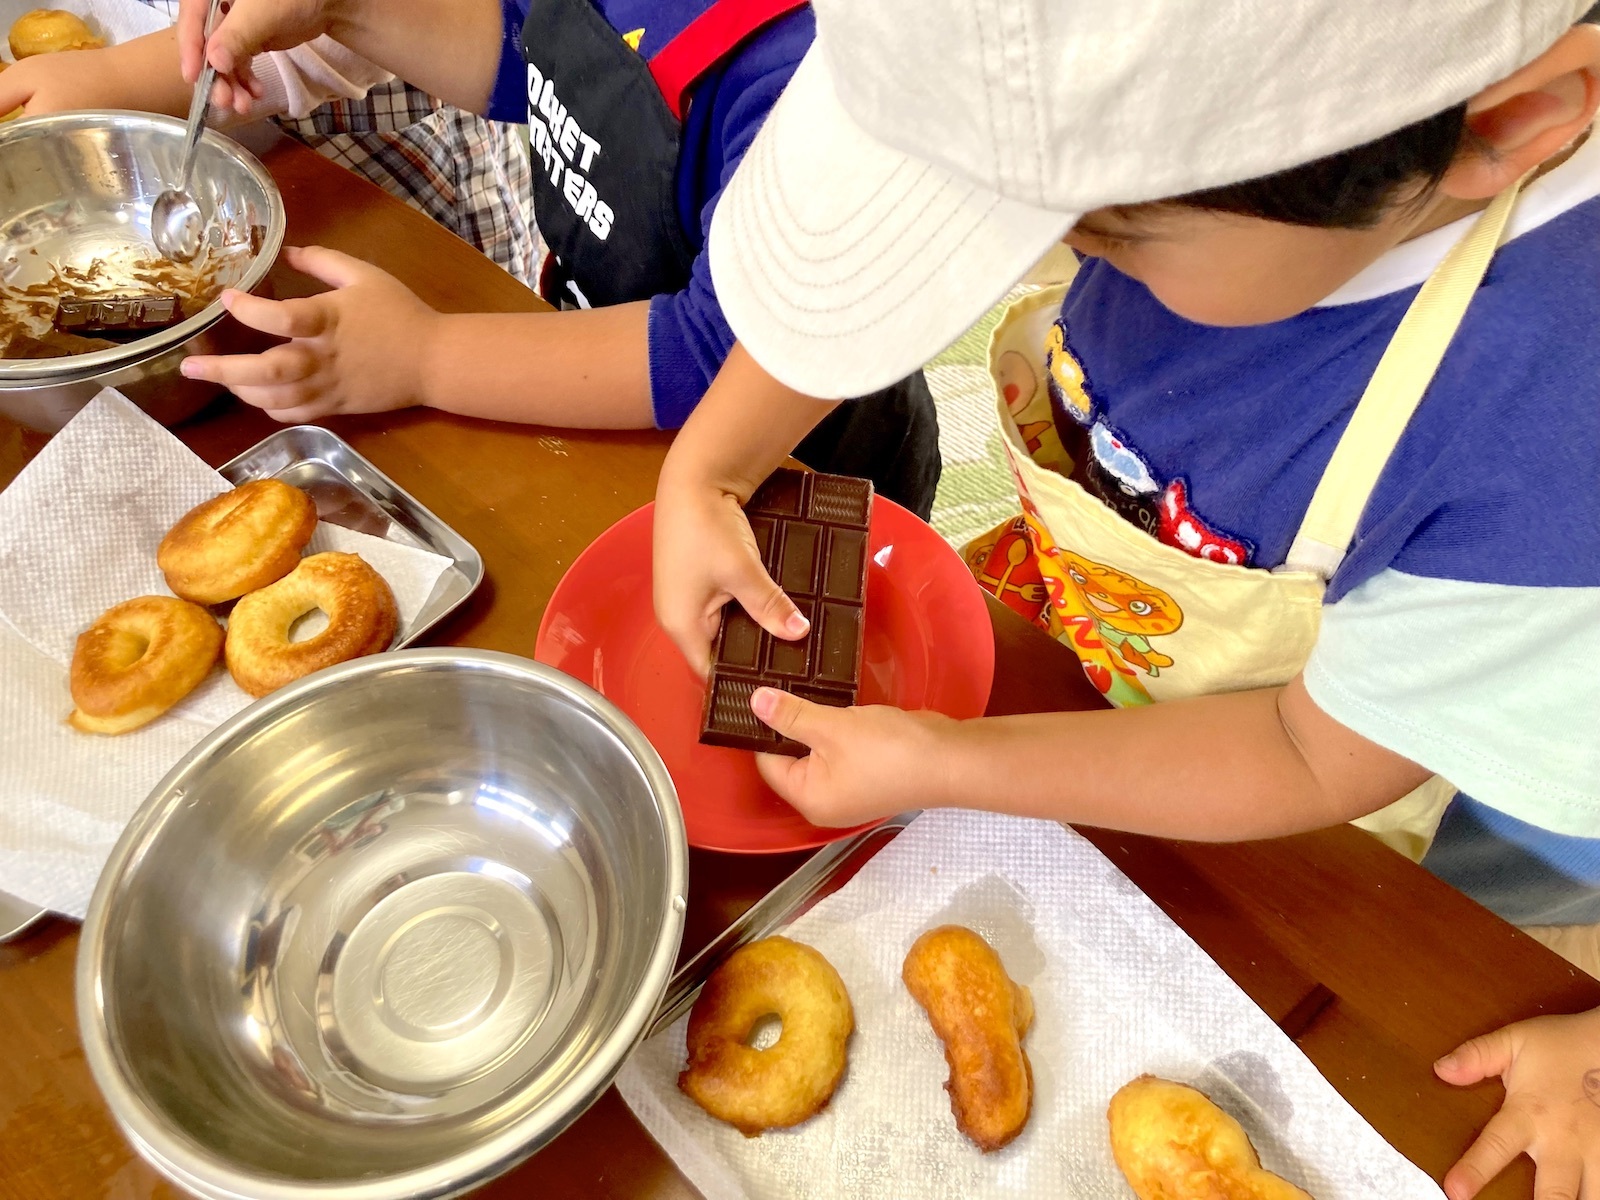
[699,468,873,756]
[54,294,182,336]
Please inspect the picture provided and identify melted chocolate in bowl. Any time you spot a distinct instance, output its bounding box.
[0,111,284,429]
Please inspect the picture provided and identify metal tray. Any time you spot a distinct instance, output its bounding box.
[2,426,485,944]
[220,425,484,647]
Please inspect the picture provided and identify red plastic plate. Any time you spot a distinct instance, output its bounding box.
[535,498,994,853]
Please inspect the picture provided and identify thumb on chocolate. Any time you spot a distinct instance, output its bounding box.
[729,564,809,644]
[750,687,828,746]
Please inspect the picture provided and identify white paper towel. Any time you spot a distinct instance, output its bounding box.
[0,392,453,916]
[0,0,169,59]
[618,809,1444,1200]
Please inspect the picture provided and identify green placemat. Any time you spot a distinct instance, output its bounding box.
[926,290,1030,550]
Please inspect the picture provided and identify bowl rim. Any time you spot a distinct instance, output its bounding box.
[0,110,286,384]
[75,648,690,1200]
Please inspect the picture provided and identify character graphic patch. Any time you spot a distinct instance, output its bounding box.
[1089,421,1161,496]
[1045,320,1094,423]
[1035,540,1185,706]
[1159,478,1253,566]
[965,516,1051,626]
[994,347,1071,470]
[1042,318,1256,566]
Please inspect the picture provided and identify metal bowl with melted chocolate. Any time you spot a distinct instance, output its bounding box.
[0,110,284,431]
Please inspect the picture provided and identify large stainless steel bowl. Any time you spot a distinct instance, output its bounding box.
[77,650,688,1200]
[0,111,284,432]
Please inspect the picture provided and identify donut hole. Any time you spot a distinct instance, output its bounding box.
[287,605,330,644]
[105,630,152,671]
[744,1012,784,1051]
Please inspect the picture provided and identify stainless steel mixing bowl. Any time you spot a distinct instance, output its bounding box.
[77,650,688,1200]
[0,111,284,432]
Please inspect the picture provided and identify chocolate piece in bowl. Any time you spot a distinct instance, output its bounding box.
[54,294,183,337]
[700,468,873,756]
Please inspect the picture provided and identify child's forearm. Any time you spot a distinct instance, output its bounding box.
[942,678,1432,840]
[99,31,195,114]
[327,0,504,113]
[27,30,196,116]
[417,304,656,428]
[660,342,840,498]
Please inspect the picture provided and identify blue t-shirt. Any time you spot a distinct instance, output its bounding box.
[1047,136,1600,925]
[486,0,813,429]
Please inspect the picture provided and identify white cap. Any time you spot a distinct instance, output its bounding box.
[709,0,1592,398]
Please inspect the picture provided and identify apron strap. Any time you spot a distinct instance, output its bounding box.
[648,0,811,120]
[1282,173,1531,579]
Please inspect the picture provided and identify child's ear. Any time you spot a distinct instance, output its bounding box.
[1442,24,1600,200]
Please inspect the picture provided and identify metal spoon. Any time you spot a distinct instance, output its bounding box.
[150,0,224,262]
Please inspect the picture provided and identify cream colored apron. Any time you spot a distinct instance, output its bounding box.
[984,178,1530,863]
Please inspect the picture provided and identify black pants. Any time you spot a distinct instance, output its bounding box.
[793,370,942,520]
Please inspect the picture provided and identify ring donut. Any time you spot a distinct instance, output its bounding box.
[678,936,854,1136]
[225,551,398,697]
[69,596,223,735]
[159,479,318,605]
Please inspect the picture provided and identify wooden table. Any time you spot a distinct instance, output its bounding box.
[3,136,1597,1200]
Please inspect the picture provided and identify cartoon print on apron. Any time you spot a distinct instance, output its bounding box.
[972,176,1531,862]
[518,0,808,310]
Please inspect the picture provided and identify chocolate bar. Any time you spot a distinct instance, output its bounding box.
[699,468,873,755]
[54,294,182,335]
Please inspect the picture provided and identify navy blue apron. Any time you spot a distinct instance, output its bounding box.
[519,0,941,515]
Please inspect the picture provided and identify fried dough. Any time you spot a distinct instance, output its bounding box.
[1108,1076,1314,1199]
[903,924,1034,1150]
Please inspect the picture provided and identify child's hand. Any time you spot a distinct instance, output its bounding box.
[1434,1005,1600,1200]
[750,687,959,827]
[181,245,439,423]
[652,474,809,676]
[177,0,339,114]
[0,48,135,117]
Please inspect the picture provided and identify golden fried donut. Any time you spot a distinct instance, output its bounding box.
[902,924,1034,1151]
[225,552,397,697]
[69,596,222,735]
[678,936,854,1136]
[9,10,102,58]
[1108,1076,1314,1200]
[159,479,318,605]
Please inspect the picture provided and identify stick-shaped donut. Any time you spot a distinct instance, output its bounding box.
[903,924,1034,1151]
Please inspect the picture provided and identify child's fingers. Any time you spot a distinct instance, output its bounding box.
[244,395,337,425]
[1530,1154,1582,1200]
[1443,1108,1532,1200]
[750,687,833,748]
[219,289,332,340]
[1435,1026,1517,1086]
[727,563,809,646]
[175,0,206,82]
[285,244,375,291]
[0,73,31,115]
[184,343,317,390]
[754,749,812,807]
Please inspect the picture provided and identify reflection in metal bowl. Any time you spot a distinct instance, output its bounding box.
[77,650,687,1200]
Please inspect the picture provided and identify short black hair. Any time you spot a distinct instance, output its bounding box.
[1170,103,1472,229]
